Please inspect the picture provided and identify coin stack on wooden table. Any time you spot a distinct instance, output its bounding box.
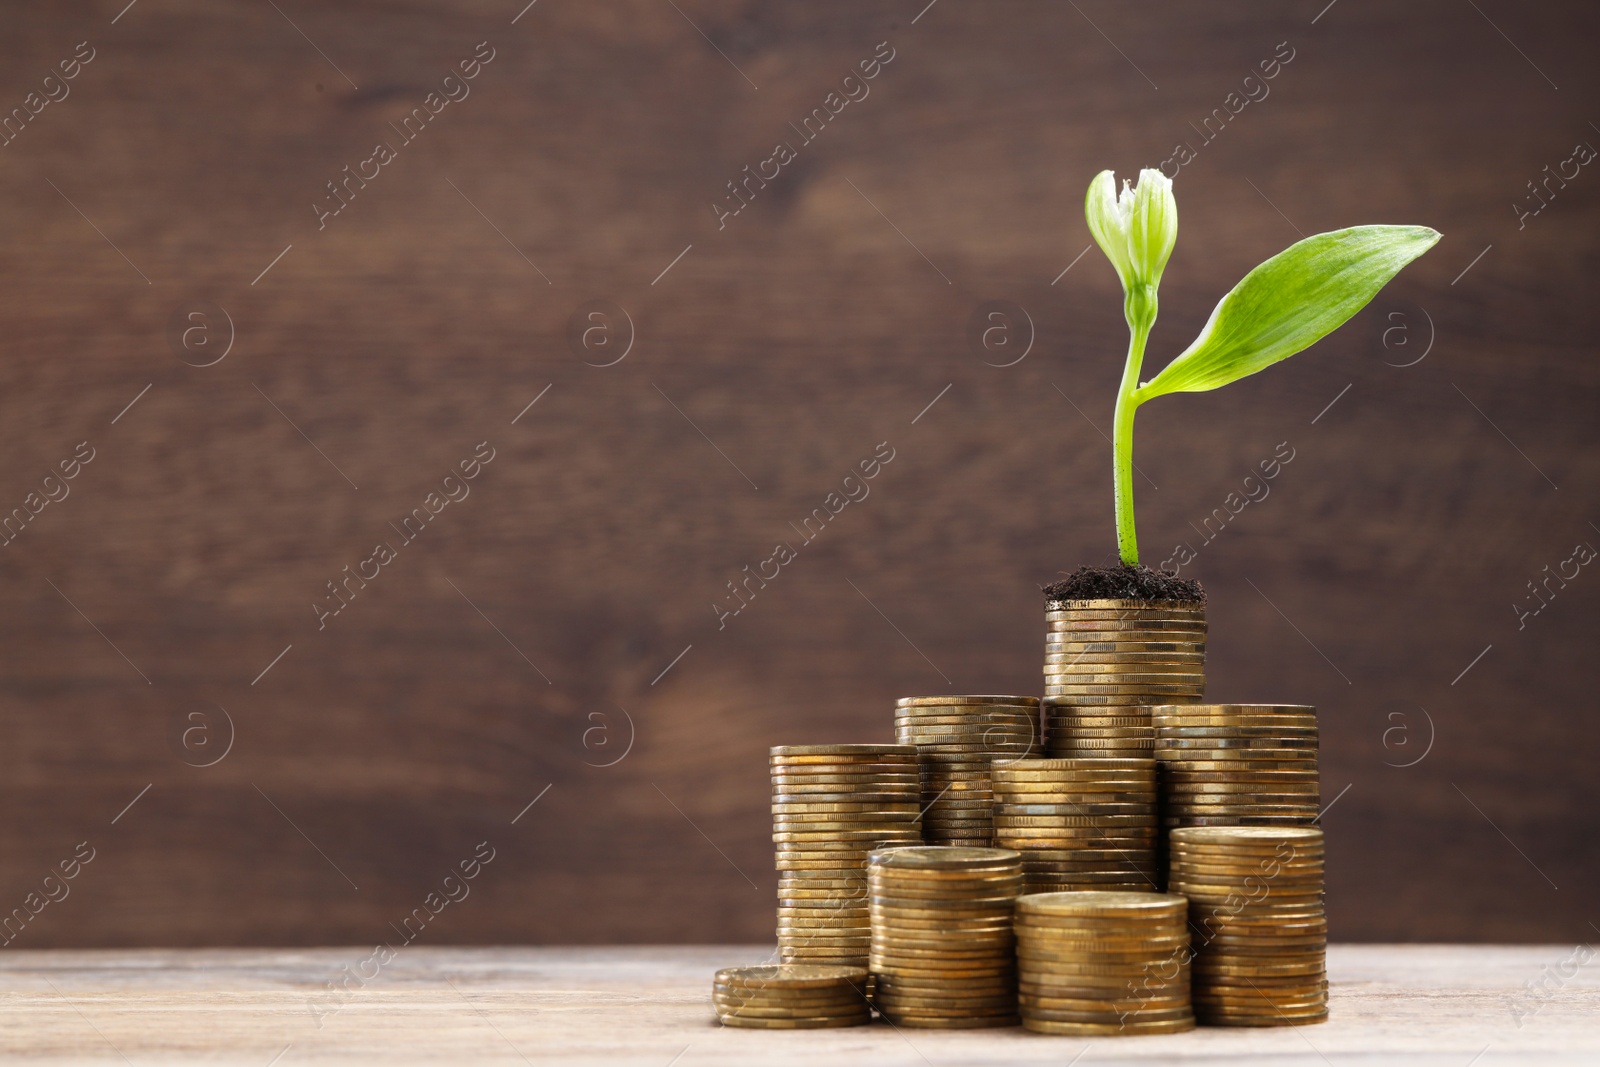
[990,758,1159,893]
[771,745,924,966]
[713,964,872,1029]
[894,697,1041,845]
[868,846,1024,1028]
[1151,704,1320,834]
[1015,891,1196,1035]
[1167,826,1328,1026]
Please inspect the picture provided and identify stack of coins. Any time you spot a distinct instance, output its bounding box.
[990,758,1159,893]
[1152,705,1320,833]
[868,846,1024,1028]
[895,696,1041,845]
[1015,891,1196,1035]
[1045,699,1155,759]
[771,744,923,965]
[1168,826,1328,1026]
[1042,599,1206,705]
[712,964,872,1029]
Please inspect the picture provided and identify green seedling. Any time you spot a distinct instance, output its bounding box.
[1085,169,1440,566]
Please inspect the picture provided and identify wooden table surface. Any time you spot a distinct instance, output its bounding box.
[0,945,1592,1065]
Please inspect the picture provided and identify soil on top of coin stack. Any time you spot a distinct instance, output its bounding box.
[1042,564,1204,604]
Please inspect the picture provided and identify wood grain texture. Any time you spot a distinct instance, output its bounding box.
[0,1,1595,947]
[0,946,1595,1064]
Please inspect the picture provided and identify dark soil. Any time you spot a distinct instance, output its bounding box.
[1042,565,1205,604]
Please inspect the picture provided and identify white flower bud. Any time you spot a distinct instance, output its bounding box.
[1085,168,1178,310]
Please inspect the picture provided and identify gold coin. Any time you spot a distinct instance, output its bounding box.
[772,812,920,823]
[1043,620,1203,630]
[1023,1016,1195,1035]
[1018,891,1185,918]
[1042,639,1204,653]
[716,1013,870,1029]
[715,964,867,988]
[1151,703,1312,714]
[1049,724,1156,735]
[712,995,865,1012]
[712,986,866,1003]
[994,789,1155,804]
[1045,680,1207,692]
[898,721,1036,733]
[1165,781,1321,795]
[1043,655,1204,669]
[1018,852,1157,865]
[1043,597,1206,610]
[876,996,1019,1013]
[873,975,1015,991]
[774,798,924,809]
[1056,695,1204,707]
[998,806,1152,825]
[1042,738,1157,750]
[771,743,918,757]
[1045,610,1208,622]
[769,765,924,775]
[1173,826,1324,845]
[1044,717,1153,729]
[993,779,1154,790]
[997,809,1156,822]
[996,757,1154,772]
[1016,939,1188,957]
[1044,639,1207,651]
[1159,734,1317,748]
[1159,725,1315,737]
[896,694,1040,706]
[868,846,1020,870]
[712,1006,868,1023]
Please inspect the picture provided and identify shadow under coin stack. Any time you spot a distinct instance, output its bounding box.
[712,964,872,1029]
[895,696,1041,845]
[1152,704,1320,836]
[1167,826,1328,1026]
[1014,891,1196,1035]
[868,846,1024,1028]
[990,758,1160,893]
[1043,598,1207,759]
[771,744,923,966]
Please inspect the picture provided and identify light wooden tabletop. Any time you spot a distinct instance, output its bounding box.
[0,945,1592,1064]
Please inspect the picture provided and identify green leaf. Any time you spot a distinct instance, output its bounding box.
[1134,225,1440,401]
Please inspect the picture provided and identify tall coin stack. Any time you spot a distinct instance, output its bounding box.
[1015,891,1196,1035]
[1167,826,1328,1026]
[894,696,1041,845]
[868,846,1024,1028]
[713,964,872,1029]
[771,744,923,966]
[1152,704,1320,833]
[990,758,1159,893]
[1042,598,1207,706]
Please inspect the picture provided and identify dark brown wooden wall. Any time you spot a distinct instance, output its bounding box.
[0,0,1594,948]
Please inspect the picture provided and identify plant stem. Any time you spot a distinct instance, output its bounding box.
[1113,304,1152,567]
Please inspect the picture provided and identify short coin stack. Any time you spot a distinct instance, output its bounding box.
[1168,826,1328,1026]
[1015,891,1196,1035]
[894,696,1041,845]
[1042,598,1206,705]
[991,758,1159,893]
[771,744,923,966]
[1045,699,1155,759]
[1152,704,1320,833]
[713,964,871,1029]
[868,846,1023,1028]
